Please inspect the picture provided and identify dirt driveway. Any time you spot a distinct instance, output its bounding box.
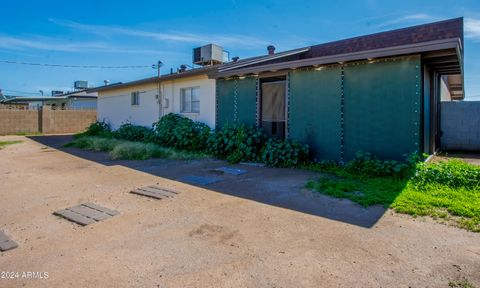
[0,136,479,288]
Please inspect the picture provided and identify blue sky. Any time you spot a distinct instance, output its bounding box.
[1,0,479,99]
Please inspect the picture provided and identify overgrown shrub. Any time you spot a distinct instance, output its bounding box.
[345,151,416,178]
[66,136,208,161]
[65,136,119,151]
[260,138,309,167]
[153,113,211,151]
[110,142,165,160]
[113,123,155,142]
[412,159,480,190]
[81,121,111,137]
[207,124,266,163]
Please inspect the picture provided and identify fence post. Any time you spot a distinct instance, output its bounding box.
[38,107,43,133]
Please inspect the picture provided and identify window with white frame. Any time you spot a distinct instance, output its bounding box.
[180,87,200,113]
[131,91,140,106]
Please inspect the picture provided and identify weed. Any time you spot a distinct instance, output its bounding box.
[0,140,22,149]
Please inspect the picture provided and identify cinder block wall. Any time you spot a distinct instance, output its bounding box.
[0,108,39,135]
[41,108,96,134]
[0,107,96,135]
[441,101,480,151]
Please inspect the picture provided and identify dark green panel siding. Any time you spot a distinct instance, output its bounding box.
[288,67,342,161]
[236,77,257,126]
[216,79,236,128]
[216,77,257,128]
[343,57,422,161]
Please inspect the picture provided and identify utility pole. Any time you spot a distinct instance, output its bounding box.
[154,60,163,118]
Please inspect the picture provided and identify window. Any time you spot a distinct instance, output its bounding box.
[131,91,140,106]
[181,87,200,113]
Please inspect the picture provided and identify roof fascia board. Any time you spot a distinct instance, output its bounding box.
[90,68,215,93]
[218,48,310,72]
[213,38,461,78]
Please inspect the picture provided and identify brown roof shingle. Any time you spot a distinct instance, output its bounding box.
[306,17,463,58]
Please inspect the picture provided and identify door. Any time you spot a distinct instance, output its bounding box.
[260,78,286,138]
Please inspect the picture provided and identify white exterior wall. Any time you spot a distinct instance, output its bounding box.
[97,75,216,130]
[162,76,216,127]
[440,76,452,101]
[97,83,158,129]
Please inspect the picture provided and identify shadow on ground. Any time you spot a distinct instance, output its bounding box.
[29,135,388,228]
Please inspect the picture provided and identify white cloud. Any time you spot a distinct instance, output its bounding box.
[50,19,269,48]
[0,35,108,52]
[465,18,480,40]
[0,35,182,55]
[374,13,437,28]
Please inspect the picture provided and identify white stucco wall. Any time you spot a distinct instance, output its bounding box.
[440,76,452,101]
[97,75,216,130]
[162,76,216,127]
[97,83,158,130]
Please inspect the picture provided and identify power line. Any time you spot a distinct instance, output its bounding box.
[0,60,154,69]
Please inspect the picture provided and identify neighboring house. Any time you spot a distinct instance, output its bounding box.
[0,90,97,109]
[91,66,216,129]
[212,17,464,161]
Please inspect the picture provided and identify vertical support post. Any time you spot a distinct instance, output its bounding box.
[286,72,290,139]
[157,60,163,119]
[233,78,238,123]
[256,78,260,127]
[414,63,421,153]
[340,65,345,163]
[38,106,43,133]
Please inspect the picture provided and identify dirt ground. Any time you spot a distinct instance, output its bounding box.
[433,152,480,166]
[0,136,479,288]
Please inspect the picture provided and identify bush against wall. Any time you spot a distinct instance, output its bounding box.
[207,124,266,163]
[152,113,211,151]
[261,138,310,167]
[81,116,424,170]
[113,123,155,142]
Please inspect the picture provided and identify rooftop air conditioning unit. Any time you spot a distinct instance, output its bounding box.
[193,44,224,66]
[74,80,89,90]
[51,90,64,96]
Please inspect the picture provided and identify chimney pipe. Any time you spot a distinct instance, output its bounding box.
[267,45,275,55]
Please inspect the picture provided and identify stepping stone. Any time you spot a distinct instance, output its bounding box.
[131,185,179,200]
[54,203,119,226]
[0,231,18,252]
[180,175,223,186]
[213,166,248,175]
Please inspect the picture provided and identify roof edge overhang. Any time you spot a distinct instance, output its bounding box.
[212,38,462,78]
[218,48,310,72]
[89,68,216,93]
[2,95,97,103]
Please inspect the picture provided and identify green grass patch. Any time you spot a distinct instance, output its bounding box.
[306,176,408,207]
[0,140,22,149]
[14,132,42,136]
[65,136,209,161]
[306,160,480,232]
[449,277,476,288]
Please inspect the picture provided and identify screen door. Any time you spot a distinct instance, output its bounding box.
[261,80,286,138]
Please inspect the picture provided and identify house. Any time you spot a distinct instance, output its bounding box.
[0,89,97,110]
[212,17,464,161]
[91,66,217,129]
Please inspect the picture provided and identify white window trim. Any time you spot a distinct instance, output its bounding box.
[180,86,200,114]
